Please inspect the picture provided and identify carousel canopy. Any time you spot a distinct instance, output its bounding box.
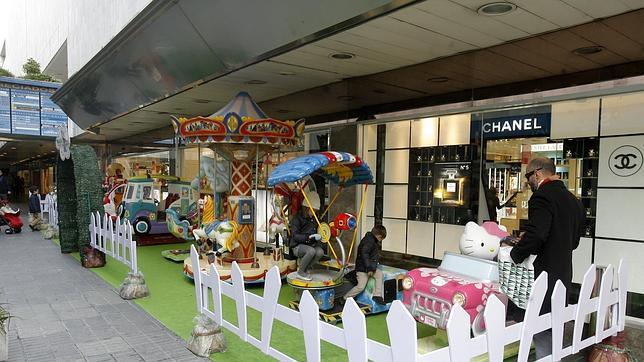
[268,152,373,187]
[171,91,304,146]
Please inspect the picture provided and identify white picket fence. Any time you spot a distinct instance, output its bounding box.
[40,194,58,225]
[190,244,626,361]
[90,211,138,274]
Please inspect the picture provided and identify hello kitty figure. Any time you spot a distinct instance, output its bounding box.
[459,221,509,260]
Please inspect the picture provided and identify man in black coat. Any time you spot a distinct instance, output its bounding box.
[507,157,584,359]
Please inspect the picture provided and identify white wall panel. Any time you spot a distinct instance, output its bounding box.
[434,223,464,259]
[385,120,410,149]
[598,135,644,187]
[595,238,644,294]
[410,117,439,147]
[364,183,376,217]
[381,218,407,253]
[439,114,470,146]
[384,149,409,183]
[572,237,593,284]
[364,124,378,151]
[596,189,644,241]
[406,221,434,258]
[601,92,644,136]
[550,98,600,139]
[365,151,377,179]
[383,185,407,219]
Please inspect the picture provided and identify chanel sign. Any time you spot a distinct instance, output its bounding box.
[609,145,643,177]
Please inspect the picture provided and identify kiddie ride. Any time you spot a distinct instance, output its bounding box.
[402,221,511,336]
[175,91,304,283]
[267,152,407,323]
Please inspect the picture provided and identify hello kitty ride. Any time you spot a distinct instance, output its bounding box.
[402,221,510,335]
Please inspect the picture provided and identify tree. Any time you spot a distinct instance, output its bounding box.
[21,58,57,82]
[0,67,13,77]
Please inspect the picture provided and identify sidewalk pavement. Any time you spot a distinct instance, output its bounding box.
[0,207,206,362]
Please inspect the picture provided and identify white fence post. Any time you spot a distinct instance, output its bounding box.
[483,295,508,361]
[387,300,418,362]
[518,272,549,362]
[231,262,248,342]
[572,264,597,353]
[343,299,368,362]
[260,266,281,354]
[88,212,138,276]
[190,245,203,313]
[299,291,321,362]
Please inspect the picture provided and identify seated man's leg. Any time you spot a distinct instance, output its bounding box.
[312,246,324,266]
[344,272,368,300]
[295,244,316,273]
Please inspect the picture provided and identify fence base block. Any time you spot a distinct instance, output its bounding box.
[187,314,227,357]
[119,272,150,300]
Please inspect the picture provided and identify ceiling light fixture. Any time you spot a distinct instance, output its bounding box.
[330,52,355,60]
[477,2,517,16]
[245,79,267,85]
[572,46,604,55]
[428,76,449,83]
[278,71,296,76]
[194,99,211,104]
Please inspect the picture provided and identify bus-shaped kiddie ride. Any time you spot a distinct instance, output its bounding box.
[120,175,197,235]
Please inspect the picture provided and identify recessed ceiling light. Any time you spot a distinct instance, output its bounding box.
[428,76,449,83]
[245,79,267,85]
[572,46,604,55]
[194,99,210,104]
[337,95,355,101]
[278,71,296,76]
[11,147,16,150]
[330,52,355,60]
[477,2,517,16]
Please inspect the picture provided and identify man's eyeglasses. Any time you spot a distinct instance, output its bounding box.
[525,168,542,180]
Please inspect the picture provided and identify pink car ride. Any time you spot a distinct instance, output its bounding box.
[401,222,511,335]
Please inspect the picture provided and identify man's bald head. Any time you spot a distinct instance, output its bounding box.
[527,157,555,176]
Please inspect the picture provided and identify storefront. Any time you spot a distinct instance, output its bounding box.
[358,86,644,322]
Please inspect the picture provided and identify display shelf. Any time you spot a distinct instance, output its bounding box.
[562,137,599,237]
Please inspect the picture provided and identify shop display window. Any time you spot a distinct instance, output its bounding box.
[408,145,473,225]
[561,137,599,237]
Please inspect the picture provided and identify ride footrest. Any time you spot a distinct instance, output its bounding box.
[288,300,371,324]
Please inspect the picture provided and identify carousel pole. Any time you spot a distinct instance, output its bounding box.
[252,144,260,268]
[213,145,218,218]
[197,143,202,227]
[264,151,269,247]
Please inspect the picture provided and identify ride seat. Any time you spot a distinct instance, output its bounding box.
[165,193,179,209]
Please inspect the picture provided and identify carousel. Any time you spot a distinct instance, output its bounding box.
[176,91,304,283]
[267,151,372,313]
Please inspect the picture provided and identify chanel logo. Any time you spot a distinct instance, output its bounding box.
[609,145,643,177]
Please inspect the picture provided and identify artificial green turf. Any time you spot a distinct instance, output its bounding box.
[55,238,439,361]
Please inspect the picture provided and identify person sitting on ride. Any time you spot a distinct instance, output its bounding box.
[290,191,323,281]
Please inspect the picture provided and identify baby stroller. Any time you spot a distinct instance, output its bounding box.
[0,200,23,234]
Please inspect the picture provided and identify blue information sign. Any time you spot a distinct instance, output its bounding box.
[11,89,41,135]
[0,87,10,134]
[0,77,67,137]
[41,91,67,136]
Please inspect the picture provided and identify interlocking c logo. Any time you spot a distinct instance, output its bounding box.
[609,145,643,177]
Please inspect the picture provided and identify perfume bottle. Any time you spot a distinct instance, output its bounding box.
[415,212,420,221]
[566,150,573,158]
[427,170,432,177]
[586,188,593,196]
[440,154,446,162]
[588,149,596,157]
[417,155,422,162]
[455,153,460,161]
[417,169,422,176]
[427,214,433,222]
[427,200,432,207]
[585,225,593,237]
[586,168,593,177]
[415,198,420,206]
[585,208,592,217]
[416,184,421,192]
[429,155,435,163]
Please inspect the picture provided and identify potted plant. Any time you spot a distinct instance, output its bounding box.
[0,303,10,361]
